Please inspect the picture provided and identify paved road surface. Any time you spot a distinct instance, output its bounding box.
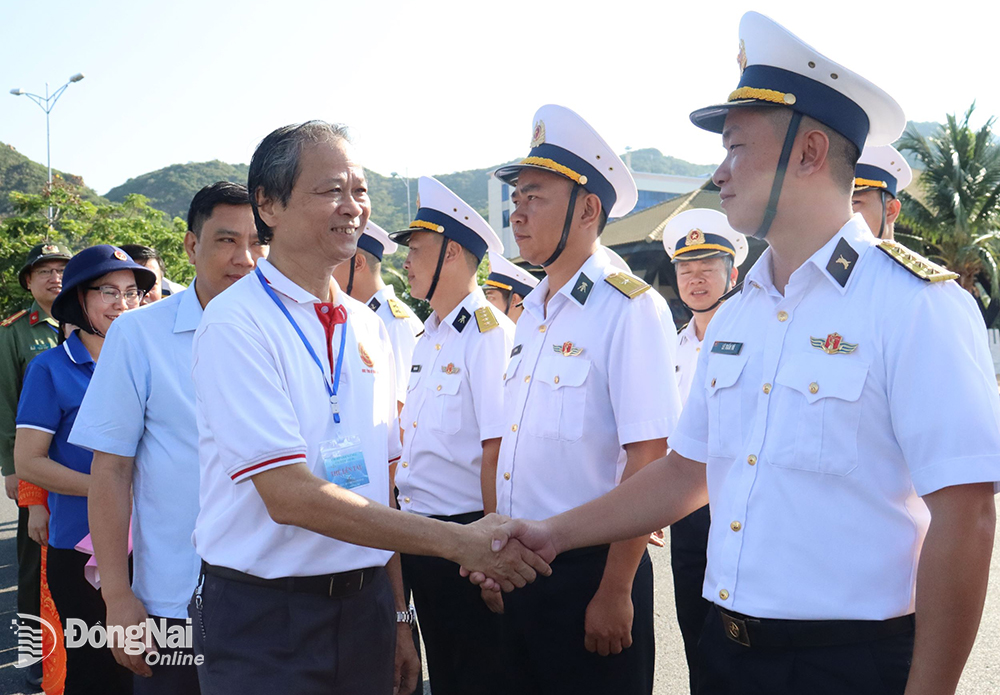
[1,499,998,694]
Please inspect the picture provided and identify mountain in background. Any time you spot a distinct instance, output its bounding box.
[897,121,940,170]
[105,160,250,219]
[0,141,104,215]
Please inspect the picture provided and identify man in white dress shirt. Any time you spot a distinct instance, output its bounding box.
[484,13,1000,695]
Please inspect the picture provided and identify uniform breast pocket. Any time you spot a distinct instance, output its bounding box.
[767,354,869,476]
[525,356,590,441]
[706,354,749,460]
[426,374,462,435]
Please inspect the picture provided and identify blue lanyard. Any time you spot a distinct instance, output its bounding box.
[256,267,347,424]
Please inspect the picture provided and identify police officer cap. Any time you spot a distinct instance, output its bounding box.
[493,104,639,219]
[854,144,912,198]
[690,12,906,152]
[357,220,397,261]
[389,177,502,262]
[662,209,749,267]
[18,242,73,290]
[484,251,538,298]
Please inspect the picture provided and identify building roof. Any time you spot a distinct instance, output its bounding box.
[600,180,723,249]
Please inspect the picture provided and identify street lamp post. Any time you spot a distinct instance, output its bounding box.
[10,73,85,224]
[391,171,411,223]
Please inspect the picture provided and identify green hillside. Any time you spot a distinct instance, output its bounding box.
[0,141,104,215]
[625,148,717,177]
[105,160,250,219]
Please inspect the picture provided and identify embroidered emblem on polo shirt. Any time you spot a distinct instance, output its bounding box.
[358,342,374,368]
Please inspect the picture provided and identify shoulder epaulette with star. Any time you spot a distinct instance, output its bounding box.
[475,306,500,333]
[604,272,651,299]
[877,240,958,283]
[0,310,28,328]
[387,297,413,320]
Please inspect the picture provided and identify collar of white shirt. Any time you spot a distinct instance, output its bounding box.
[523,249,615,320]
[424,287,491,335]
[368,284,398,306]
[742,214,875,298]
[256,258,344,305]
[173,279,205,334]
[678,319,698,346]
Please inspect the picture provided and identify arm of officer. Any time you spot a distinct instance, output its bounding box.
[481,438,500,515]
[0,326,22,495]
[905,483,994,695]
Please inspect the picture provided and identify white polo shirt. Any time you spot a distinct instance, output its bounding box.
[675,320,702,406]
[191,259,401,578]
[70,283,203,619]
[497,251,682,521]
[396,289,513,516]
[367,285,423,404]
[670,215,1000,621]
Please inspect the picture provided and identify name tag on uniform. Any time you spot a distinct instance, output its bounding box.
[319,435,369,490]
[411,365,421,373]
[711,341,743,355]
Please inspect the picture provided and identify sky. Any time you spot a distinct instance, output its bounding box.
[2,0,998,195]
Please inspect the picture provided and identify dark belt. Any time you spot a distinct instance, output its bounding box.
[201,561,379,599]
[717,606,915,649]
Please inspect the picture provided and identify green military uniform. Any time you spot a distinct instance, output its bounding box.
[0,301,60,476]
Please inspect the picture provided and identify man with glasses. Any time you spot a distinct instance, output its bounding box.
[0,242,72,690]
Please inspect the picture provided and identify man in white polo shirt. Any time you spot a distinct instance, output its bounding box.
[69,182,266,693]
[190,121,549,695]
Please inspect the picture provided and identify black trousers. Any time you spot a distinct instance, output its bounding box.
[697,607,914,695]
[47,545,134,695]
[190,565,396,695]
[502,546,655,695]
[400,511,502,695]
[133,615,201,695]
[670,504,713,694]
[16,506,41,620]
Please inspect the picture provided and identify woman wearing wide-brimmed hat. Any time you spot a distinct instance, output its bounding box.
[14,245,155,695]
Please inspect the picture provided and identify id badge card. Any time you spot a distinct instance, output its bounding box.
[319,434,370,490]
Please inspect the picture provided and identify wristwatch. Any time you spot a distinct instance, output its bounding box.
[396,608,416,628]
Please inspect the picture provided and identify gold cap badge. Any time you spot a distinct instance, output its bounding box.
[530,120,546,148]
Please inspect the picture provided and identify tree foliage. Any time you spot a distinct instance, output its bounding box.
[897,104,1000,324]
[0,183,190,316]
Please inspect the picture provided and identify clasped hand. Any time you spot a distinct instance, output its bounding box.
[454,513,554,592]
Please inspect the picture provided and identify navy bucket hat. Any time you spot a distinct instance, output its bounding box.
[51,245,157,333]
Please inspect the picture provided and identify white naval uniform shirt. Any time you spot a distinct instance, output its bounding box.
[396,289,513,516]
[670,215,1000,621]
[675,320,702,406]
[497,251,682,521]
[367,285,423,404]
[191,259,401,578]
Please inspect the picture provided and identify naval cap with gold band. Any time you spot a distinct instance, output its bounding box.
[689,12,906,240]
[662,209,749,267]
[494,105,638,267]
[854,144,912,199]
[485,250,539,298]
[357,220,398,261]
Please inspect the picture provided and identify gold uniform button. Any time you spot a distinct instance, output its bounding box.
[436,385,442,391]
[511,424,518,432]
[524,375,530,383]
[809,382,819,394]
[747,454,757,466]
[554,376,560,384]
[401,462,408,468]
[730,521,742,532]
[711,378,717,387]
[412,421,418,428]
[538,325,546,333]
[404,497,411,503]
[719,589,730,601]
[777,311,788,322]
[435,344,441,350]
[762,383,771,394]
[696,347,701,353]
[503,472,511,481]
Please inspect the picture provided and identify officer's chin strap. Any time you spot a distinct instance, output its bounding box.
[540,184,581,268]
[877,190,888,240]
[504,291,513,315]
[754,111,803,240]
[346,254,356,296]
[423,235,450,303]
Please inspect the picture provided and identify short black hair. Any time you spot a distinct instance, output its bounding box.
[765,109,859,193]
[120,244,165,276]
[248,121,352,245]
[187,181,251,238]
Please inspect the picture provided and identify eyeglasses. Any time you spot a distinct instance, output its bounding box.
[86,286,146,306]
[33,268,65,279]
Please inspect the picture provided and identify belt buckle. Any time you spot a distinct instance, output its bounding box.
[721,611,751,647]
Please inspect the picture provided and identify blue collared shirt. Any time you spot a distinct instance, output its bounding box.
[16,331,96,549]
[69,283,204,619]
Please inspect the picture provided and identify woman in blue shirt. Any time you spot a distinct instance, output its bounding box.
[15,245,156,695]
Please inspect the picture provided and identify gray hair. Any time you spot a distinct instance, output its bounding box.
[248,121,352,244]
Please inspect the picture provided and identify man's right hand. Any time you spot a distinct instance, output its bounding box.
[105,592,155,677]
[454,513,553,592]
[462,517,559,591]
[4,474,18,502]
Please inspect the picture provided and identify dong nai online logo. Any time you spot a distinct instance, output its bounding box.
[13,614,203,667]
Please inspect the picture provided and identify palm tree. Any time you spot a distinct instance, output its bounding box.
[896,104,1000,324]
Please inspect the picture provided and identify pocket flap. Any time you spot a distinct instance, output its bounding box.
[535,355,591,389]
[775,353,868,404]
[430,374,462,396]
[504,354,523,382]
[706,353,748,395]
